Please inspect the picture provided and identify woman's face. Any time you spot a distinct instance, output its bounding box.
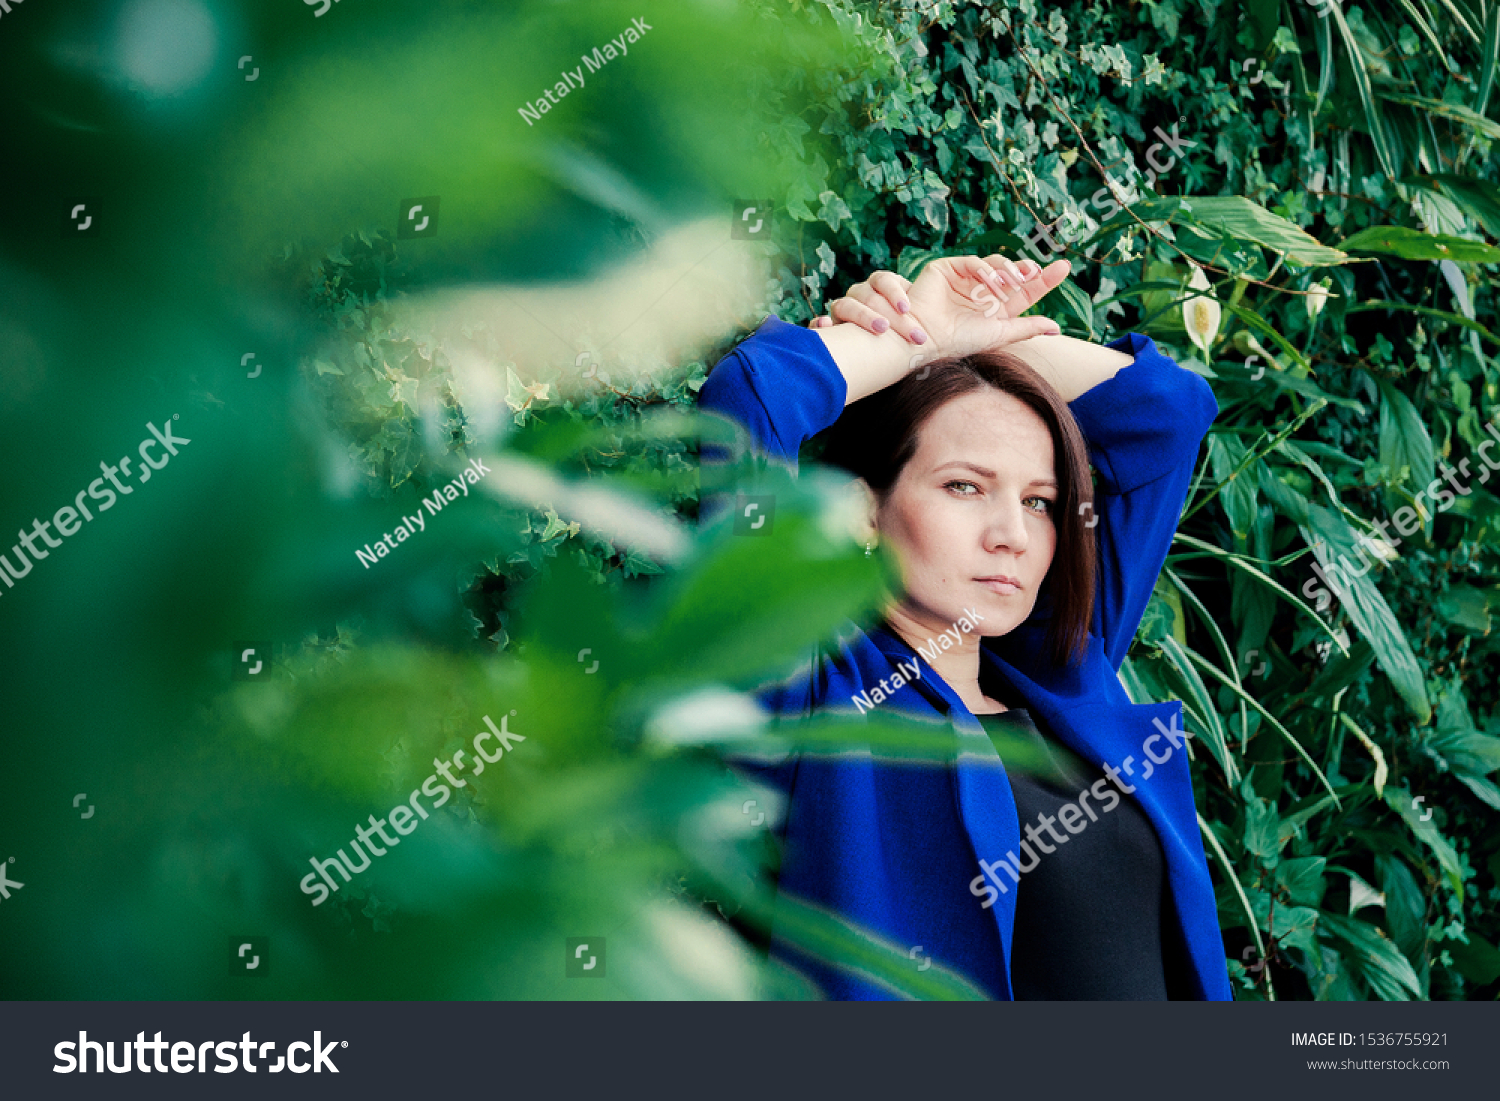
[876,388,1058,640]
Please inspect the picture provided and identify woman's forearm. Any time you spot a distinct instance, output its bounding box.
[1000,334,1134,402]
[815,323,1132,407]
[813,324,943,406]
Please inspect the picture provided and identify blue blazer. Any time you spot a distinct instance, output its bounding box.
[698,316,1231,1001]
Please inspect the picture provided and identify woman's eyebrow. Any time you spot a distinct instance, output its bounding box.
[933,460,996,477]
[931,461,1058,489]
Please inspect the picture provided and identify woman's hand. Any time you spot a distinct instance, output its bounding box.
[812,255,1072,359]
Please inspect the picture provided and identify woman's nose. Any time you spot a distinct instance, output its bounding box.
[982,500,1029,554]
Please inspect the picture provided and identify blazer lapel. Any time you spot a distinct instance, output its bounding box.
[865,624,1024,998]
[981,643,1224,1000]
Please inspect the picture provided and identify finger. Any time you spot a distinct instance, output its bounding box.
[844,284,927,344]
[996,255,1028,288]
[948,254,1012,298]
[986,255,1071,314]
[868,271,915,315]
[1001,315,1064,341]
[807,315,834,329]
[829,296,902,337]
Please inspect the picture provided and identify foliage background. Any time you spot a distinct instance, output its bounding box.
[2,0,1499,1001]
[308,0,1500,999]
[739,0,1500,1001]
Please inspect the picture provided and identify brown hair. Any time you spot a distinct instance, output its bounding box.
[815,351,1097,668]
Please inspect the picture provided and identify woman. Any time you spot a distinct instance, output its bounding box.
[698,253,1229,1001]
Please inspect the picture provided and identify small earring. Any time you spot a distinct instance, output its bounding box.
[864,540,873,557]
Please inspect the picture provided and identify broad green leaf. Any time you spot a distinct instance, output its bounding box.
[1178,196,1351,266]
[1377,377,1436,491]
[1379,92,1500,142]
[1376,854,1428,960]
[1278,789,1347,845]
[650,507,888,685]
[771,893,991,1000]
[1457,774,1500,810]
[1428,686,1500,777]
[1301,505,1432,723]
[1382,786,1463,896]
[1207,436,1259,545]
[1319,912,1423,1000]
[1435,584,1493,634]
[1277,856,1328,908]
[1243,0,1280,48]
[1256,366,1368,411]
[1338,226,1500,262]
[1480,0,1500,118]
[1328,4,1398,179]
[1251,896,1320,953]
[1300,638,1376,701]
[1158,636,1235,782]
[1444,931,1500,986]
[1136,589,1176,646]
[1242,779,1283,864]
[1052,276,1095,339]
[1421,174,1500,240]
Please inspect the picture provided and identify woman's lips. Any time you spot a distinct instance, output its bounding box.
[976,576,1021,595]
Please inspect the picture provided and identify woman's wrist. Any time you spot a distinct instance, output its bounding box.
[813,322,945,406]
[999,334,1134,402]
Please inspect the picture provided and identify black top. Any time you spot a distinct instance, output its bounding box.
[975,705,1194,1000]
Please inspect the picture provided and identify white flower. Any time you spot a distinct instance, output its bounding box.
[1305,278,1332,322]
[1183,264,1221,357]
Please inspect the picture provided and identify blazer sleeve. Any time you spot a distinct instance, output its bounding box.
[697,315,849,468]
[1069,333,1219,671]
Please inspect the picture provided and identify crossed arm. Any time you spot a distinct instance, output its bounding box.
[808,255,1134,403]
[793,253,1216,668]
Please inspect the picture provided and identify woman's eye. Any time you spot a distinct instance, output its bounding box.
[944,480,980,496]
[1025,496,1055,514]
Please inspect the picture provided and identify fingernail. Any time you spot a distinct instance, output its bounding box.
[911,329,928,345]
[873,317,889,333]
[897,300,910,314]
